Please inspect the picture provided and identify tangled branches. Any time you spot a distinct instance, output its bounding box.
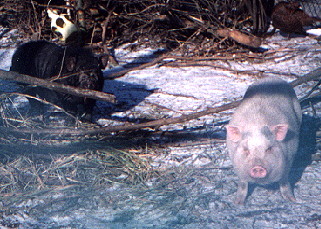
[1,0,273,54]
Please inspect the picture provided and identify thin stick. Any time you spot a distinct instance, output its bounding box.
[0,100,241,135]
[291,67,321,87]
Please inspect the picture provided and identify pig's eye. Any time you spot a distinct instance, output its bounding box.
[266,147,273,154]
[243,148,250,155]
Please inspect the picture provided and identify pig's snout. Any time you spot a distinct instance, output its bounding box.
[250,166,267,178]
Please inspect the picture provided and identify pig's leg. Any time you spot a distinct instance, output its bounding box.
[234,181,248,205]
[279,179,296,202]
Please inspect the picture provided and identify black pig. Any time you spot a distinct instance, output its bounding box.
[10,40,104,120]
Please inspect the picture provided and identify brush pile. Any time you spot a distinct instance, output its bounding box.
[1,0,271,54]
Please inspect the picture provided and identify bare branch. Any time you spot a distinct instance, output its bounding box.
[105,55,166,79]
[0,70,116,103]
[291,67,321,87]
[0,100,241,136]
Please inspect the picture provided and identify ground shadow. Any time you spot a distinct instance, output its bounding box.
[94,48,166,120]
[289,113,320,184]
[95,79,154,119]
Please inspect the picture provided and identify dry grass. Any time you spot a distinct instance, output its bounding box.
[0,145,154,197]
[0,91,100,145]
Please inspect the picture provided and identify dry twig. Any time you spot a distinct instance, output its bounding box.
[0,100,241,136]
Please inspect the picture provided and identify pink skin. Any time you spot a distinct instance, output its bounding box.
[226,77,302,205]
[250,166,267,179]
[227,124,297,205]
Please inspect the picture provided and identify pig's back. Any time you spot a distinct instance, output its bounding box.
[229,77,302,130]
[10,41,63,79]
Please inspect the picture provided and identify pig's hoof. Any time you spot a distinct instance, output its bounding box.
[280,186,296,202]
[234,196,246,205]
[282,193,296,202]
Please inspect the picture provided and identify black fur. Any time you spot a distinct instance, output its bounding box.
[10,40,104,120]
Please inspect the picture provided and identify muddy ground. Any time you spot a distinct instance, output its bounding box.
[0,28,321,228]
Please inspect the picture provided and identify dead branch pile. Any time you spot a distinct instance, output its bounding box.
[1,0,271,54]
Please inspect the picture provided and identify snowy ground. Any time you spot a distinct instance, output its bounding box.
[0,26,321,228]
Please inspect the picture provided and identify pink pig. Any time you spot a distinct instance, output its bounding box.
[226,77,302,204]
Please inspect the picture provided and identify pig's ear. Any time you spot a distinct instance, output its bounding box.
[226,126,241,142]
[271,124,288,141]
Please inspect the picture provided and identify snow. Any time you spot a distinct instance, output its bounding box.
[307,28,321,36]
[94,34,321,132]
[1,28,321,228]
[0,47,14,71]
